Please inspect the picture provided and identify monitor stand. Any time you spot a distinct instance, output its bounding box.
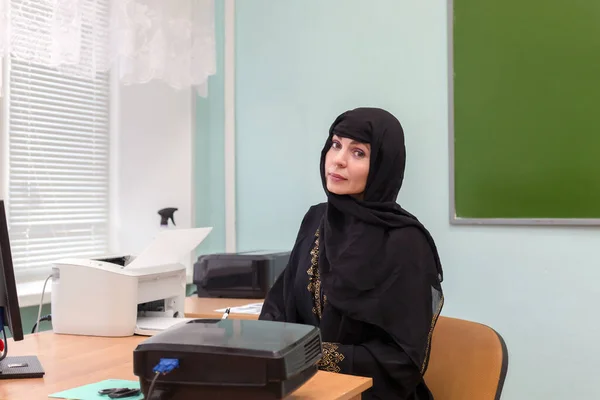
[0,325,45,379]
[0,355,45,379]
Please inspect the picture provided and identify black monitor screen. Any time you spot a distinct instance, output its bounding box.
[0,200,24,341]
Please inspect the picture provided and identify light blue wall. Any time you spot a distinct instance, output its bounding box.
[194,1,226,255]
[233,1,600,399]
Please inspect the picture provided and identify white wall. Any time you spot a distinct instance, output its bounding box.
[116,82,194,273]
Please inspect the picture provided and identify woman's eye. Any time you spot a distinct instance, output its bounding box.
[353,149,365,158]
[332,141,342,149]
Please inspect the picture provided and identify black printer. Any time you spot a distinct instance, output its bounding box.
[133,318,322,400]
[193,251,290,299]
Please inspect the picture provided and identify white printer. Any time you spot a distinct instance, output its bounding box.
[51,228,212,337]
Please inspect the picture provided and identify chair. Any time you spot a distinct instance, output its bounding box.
[423,316,508,400]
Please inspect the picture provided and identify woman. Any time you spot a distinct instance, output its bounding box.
[259,107,444,400]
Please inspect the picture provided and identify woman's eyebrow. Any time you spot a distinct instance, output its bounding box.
[350,140,370,149]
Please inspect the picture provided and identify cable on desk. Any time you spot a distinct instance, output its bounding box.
[147,358,179,400]
[31,314,52,334]
[147,371,161,400]
[34,273,53,334]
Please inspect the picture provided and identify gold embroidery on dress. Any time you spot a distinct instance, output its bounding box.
[421,294,444,373]
[307,229,327,319]
[317,342,345,373]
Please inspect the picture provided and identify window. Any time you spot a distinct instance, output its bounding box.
[4,0,112,282]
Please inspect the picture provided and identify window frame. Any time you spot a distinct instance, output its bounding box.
[0,42,120,286]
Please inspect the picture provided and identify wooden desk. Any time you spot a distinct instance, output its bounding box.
[3,332,372,400]
[184,296,262,320]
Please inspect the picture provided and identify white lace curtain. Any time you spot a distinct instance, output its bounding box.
[0,0,216,96]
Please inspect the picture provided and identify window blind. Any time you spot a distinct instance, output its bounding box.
[7,0,111,282]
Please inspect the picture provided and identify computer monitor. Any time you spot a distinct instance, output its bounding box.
[0,199,45,379]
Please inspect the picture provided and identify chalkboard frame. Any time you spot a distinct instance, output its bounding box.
[447,0,600,226]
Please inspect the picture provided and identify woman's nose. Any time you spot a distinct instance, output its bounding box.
[333,151,347,167]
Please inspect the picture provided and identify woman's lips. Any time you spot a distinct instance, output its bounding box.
[328,173,347,182]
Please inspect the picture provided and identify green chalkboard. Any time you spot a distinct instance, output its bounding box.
[451,0,600,223]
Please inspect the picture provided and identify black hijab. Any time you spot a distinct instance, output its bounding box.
[318,107,444,371]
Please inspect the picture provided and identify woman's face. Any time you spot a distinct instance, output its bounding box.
[324,135,371,198]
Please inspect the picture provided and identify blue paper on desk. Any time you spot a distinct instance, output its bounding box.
[48,379,143,400]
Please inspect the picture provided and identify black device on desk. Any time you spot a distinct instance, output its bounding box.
[133,318,322,400]
[193,251,290,298]
[0,200,45,379]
